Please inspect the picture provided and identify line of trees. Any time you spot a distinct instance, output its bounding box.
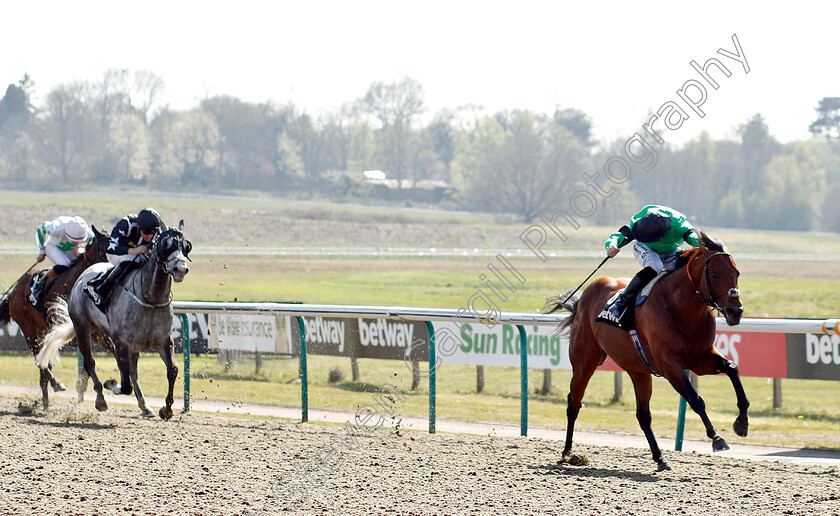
[1,70,839,232]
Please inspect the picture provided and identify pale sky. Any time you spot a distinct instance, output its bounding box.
[4,1,838,146]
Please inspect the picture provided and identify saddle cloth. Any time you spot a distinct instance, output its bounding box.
[595,271,669,330]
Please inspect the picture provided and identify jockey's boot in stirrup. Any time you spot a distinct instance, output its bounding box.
[28,271,46,306]
[85,261,131,308]
[607,266,658,321]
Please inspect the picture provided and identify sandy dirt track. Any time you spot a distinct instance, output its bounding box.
[1,396,839,516]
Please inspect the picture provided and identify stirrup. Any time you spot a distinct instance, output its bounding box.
[607,299,628,320]
[29,276,42,305]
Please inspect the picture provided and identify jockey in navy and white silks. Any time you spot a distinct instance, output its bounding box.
[602,205,700,319]
[29,216,93,304]
[85,208,163,307]
[106,209,164,266]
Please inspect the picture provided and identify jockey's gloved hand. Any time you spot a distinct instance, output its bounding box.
[606,245,620,258]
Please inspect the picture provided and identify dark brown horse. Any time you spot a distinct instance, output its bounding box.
[0,227,110,409]
[546,230,748,471]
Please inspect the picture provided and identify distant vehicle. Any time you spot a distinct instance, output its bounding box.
[363,170,386,180]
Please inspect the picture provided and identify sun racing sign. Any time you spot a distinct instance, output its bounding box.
[434,322,571,369]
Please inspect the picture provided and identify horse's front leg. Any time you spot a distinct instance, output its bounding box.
[661,360,729,453]
[46,365,66,392]
[158,338,178,420]
[127,352,154,418]
[691,350,750,438]
[38,367,50,410]
[714,354,749,437]
[104,344,134,396]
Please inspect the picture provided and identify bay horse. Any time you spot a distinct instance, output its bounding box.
[545,230,748,471]
[36,222,191,419]
[0,227,110,409]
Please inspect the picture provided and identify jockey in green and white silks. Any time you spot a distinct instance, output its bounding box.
[602,205,700,320]
[30,216,93,304]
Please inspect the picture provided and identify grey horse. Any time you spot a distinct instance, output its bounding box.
[36,222,191,419]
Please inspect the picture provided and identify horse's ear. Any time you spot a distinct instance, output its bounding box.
[178,219,184,231]
[92,225,103,237]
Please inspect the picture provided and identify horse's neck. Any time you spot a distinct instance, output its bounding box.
[660,258,713,327]
[137,257,171,304]
[65,255,92,281]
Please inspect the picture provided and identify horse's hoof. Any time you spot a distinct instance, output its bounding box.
[733,419,749,437]
[159,407,173,420]
[140,409,155,419]
[712,437,730,452]
[103,379,117,393]
[657,461,672,472]
[95,399,108,412]
[52,383,66,392]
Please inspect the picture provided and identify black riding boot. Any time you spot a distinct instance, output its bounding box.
[607,266,658,320]
[28,271,48,306]
[85,261,133,308]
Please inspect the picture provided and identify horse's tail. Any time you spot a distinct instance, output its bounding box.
[0,293,10,327]
[35,298,76,369]
[544,290,580,332]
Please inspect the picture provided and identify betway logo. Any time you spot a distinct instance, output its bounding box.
[304,318,346,352]
[358,319,415,348]
[806,334,840,365]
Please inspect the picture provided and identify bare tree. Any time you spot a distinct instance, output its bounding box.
[40,83,98,183]
[362,75,425,189]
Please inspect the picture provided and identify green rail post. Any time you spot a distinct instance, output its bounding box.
[675,369,690,451]
[296,316,308,423]
[518,325,528,436]
[425,321,436,434]
[77,348,83,377]
[181,314,190,412]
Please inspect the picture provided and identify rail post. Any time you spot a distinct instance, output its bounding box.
[425,320,436,434]
[675,369,690,451]
[296,316,308,423]
[518,324,528,436]
[181,313,190,412]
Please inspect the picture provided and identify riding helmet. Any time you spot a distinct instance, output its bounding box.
[632,211,671,243]
[137,208,162,233]
[65,216,89,242]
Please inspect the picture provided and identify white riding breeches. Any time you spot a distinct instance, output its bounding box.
[632,241,678,273]
[45,245,77,267]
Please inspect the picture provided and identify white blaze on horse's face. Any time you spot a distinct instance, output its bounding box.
[157,230,190,283]
[166,248,189,282]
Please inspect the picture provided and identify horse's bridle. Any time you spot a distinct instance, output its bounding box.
[686,249,740,312]
[151,230,191,276]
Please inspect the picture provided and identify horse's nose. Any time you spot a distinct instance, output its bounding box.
[725,305,743,326]
[172,264,189,281]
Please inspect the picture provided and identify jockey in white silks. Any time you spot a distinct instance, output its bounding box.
[29,216,93,304]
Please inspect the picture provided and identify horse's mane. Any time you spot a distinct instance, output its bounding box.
[673,229,726,270]
[696,229,726,252]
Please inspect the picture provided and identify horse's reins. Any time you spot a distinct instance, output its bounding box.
[685,249,740,313]
[117,232,184,309]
